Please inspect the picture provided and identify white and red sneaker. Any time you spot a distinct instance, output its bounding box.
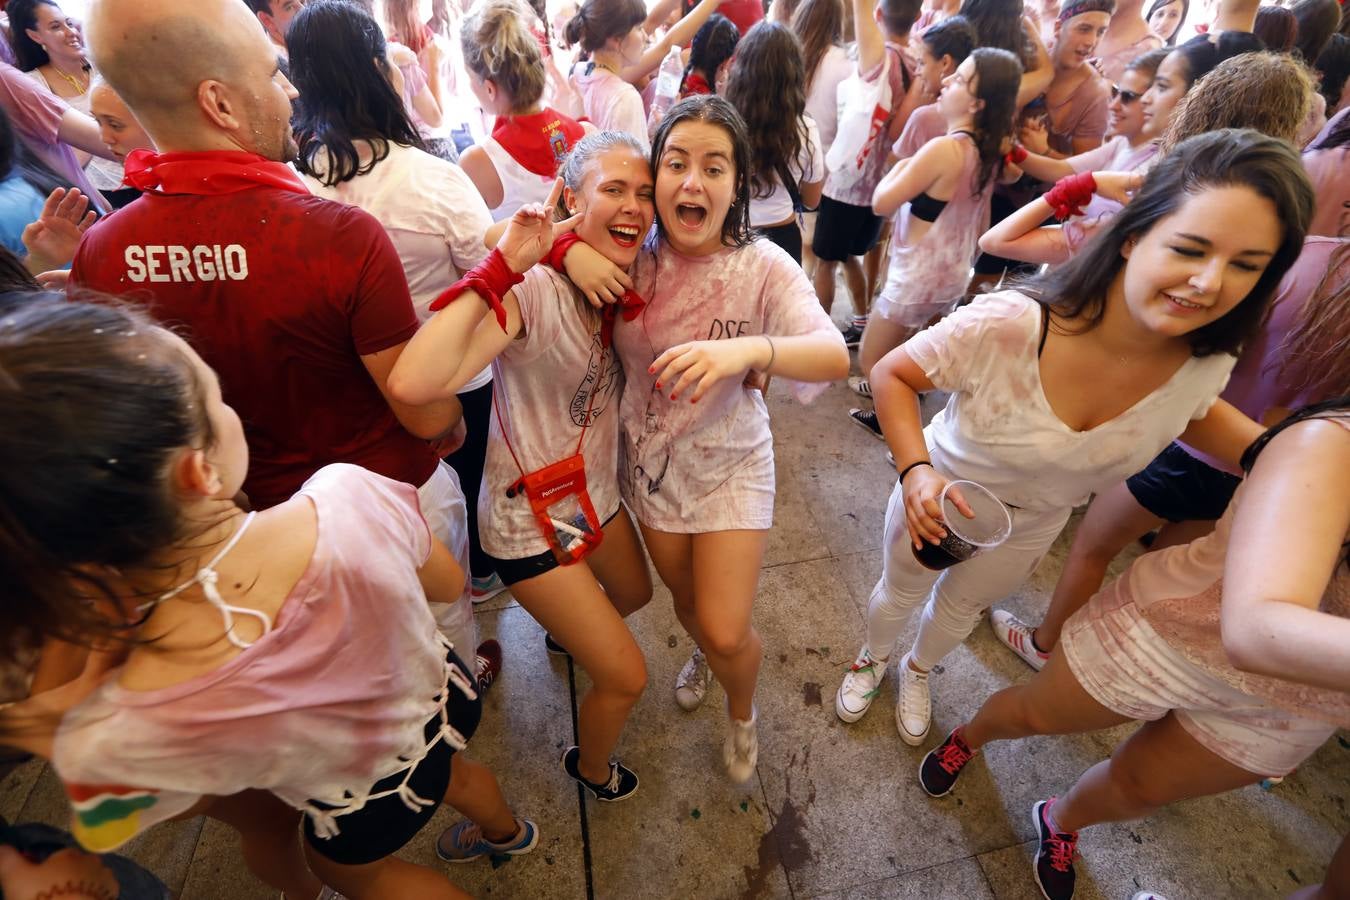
[991,609,1050,672]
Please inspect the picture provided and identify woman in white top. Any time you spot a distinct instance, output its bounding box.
[833,130,1314,748]
[564,0,726,143]
[724,21,825,264]
[289,2,506,620]
[459,0,593,221]
[916,398,1350,900]
[391,134,656,804]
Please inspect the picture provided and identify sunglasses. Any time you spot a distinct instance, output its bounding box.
[1110,84,1143,104]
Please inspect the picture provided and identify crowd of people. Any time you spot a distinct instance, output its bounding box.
[0,0,1344,896]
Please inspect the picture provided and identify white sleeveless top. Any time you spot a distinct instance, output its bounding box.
[479,136,559,222]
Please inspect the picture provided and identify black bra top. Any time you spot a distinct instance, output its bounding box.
[908,131,978,223]
[909,191,948,222]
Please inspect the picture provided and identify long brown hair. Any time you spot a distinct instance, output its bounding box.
[1275,241,1350,401]
[790,0,843,92]
[0,297,213,663]
[724,22,808,198]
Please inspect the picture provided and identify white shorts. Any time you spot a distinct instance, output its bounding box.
[1061,582,1336,776]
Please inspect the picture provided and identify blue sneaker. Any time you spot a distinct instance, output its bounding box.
[470,573,507,604]
[435,817,539,864]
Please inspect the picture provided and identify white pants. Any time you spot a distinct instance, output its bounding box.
[867,480,1070,669]
[417,461,478,657]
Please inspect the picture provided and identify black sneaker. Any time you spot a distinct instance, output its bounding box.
[561,746,639,802]
[918,727,976,797]
[841,323,864,348]
[1031,799,1079,900]
[544,633,570,656]
[848,407,884,440]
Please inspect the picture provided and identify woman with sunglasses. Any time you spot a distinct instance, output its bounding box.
[978,48,1167,266]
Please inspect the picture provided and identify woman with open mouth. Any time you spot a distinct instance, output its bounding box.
[391,132,656,806]
[560,94,849,781]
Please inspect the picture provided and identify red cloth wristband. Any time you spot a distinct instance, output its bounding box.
[1044,172,1097,220]
[427,247,525,332]
[1005,144,1029,166]
[545,231,583,271]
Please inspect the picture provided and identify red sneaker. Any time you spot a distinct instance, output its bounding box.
[475,639,502,694]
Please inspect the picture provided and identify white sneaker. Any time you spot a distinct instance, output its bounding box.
[835,646,888,723]
[848,375,872,397]
[723,709,758,782]
[895,654,931,746]
[674,648,710,711]
[991,609,1050,672]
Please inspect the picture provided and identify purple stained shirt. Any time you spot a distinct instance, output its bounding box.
[0,62,108,211]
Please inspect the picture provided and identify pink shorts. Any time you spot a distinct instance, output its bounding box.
[1061,585,1336,776]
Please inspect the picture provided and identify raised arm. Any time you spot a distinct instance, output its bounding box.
[853,0,885,75]
[624,0,723,82]
[1016,17,1053,109]
[1220,417,1350,692]
[390,187,577,403]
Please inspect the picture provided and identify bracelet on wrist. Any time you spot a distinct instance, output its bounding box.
[897,459,933,484]
[759,335,775,373]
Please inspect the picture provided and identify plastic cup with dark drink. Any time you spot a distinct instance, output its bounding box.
[911,480,1012,571]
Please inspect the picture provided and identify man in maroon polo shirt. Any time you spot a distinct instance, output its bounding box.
[74,0,493,682]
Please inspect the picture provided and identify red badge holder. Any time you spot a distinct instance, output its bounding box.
[495,342,610,566]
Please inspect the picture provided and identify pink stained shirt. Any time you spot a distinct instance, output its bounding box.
[480,266,624,559]
[615,236,843,532]
[53,465,453,852]
[0,63,108,211]
[1086,415,1350,729]
[874,132,994,328]
[571,64,648,146]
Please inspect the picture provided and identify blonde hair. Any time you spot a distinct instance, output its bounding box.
[1162,52,1315,150]
[460,0,547,111]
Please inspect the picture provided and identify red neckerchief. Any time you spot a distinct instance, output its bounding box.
[681,73,712,97]
[122,150,309,196]
[491,108,586,177]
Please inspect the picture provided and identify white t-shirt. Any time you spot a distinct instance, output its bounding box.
[905,290,1235,512]
[615,237,843,532]
[304,141,495,391]
[480,266,624,559]
[748,115,824,227]
[806,45,853,156]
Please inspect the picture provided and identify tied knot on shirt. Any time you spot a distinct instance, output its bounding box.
[1045,172,1098,221]
[122,150,310,196]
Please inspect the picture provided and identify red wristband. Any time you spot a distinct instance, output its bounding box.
[1005,143,1029,166]
[545,231,584,271]
[1043,171,1097,220]
[427,248,525,332]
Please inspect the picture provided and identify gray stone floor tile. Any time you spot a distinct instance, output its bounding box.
[576,583,792,900]
[0,756,43,823]
[804,857,996,899]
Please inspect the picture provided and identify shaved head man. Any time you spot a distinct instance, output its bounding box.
[85,0,298,160]
[72,3,488,812]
